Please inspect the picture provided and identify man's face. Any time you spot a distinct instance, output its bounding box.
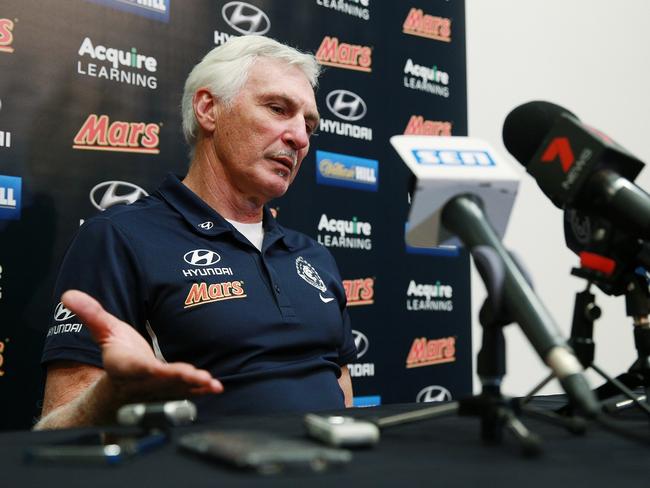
[211,57,319,203]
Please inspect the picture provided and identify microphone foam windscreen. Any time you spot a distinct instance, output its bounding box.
[502,101,577,167]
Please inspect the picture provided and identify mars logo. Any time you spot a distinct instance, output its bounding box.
[404,115,452,136]
[316,36,372,73]
[402,8,451,42]
[73,114,160,154]
[90,181,148,211]
[343,277,374,306]
[184,281,247,308]
[416,385,452,403]
[54,302,76,322]
[0,18,15,54]
[406,336,456,368]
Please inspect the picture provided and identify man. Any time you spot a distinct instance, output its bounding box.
[36,36,356,429]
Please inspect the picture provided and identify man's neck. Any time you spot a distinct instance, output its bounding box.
[183,145,264,223]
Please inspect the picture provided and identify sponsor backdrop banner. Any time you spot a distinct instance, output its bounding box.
[0,0,470,429]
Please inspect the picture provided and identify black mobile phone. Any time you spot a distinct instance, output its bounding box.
[25,430,168,465]
[178,430,352,475]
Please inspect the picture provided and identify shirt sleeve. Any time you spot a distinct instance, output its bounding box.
[41,217,147,368]
[337,307,358,365]
[320,247,358,365]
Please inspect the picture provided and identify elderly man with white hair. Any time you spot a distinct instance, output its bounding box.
[36,36,356,430]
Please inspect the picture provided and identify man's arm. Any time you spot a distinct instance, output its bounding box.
[338,365,353,407]
[34,290,223,430]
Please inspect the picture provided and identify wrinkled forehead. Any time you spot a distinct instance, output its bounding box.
[246,57,315,96]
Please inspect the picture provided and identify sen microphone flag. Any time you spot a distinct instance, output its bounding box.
[390,135,520,248]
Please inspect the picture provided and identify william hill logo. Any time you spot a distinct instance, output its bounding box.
[406,336,456,368]
[0,18,15,53]
[402,8,451,42]
[73,114,160,154]
[343,277,374,306]
[184,281,246,308]
[316,36,372,73]
[404,115,452,136]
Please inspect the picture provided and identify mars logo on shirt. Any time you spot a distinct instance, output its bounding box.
[295,256,335,304]
[184,281,247,308]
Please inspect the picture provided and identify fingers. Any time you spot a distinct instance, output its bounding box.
[61,290,126,344]
[151,361,224,394]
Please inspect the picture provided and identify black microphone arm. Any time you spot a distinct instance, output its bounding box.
[441,194,600,416]
[589,169,650,241]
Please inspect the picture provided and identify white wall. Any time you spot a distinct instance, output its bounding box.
[465,0,650,395]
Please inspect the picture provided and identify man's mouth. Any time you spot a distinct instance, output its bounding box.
[267,152,297,177]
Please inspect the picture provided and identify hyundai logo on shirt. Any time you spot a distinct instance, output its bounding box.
[0,174,21,220]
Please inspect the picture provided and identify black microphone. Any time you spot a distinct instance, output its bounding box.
[441,195,599,416]
[502,101,650,241]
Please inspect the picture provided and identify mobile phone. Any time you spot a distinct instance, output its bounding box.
[178,430,352,475]
[304,414,380,447]
[25,430,168,465]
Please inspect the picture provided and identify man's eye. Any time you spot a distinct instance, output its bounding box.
[270,105,285,114]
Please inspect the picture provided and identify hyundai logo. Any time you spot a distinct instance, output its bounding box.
[90,181,148,211]
[416,385,452,403]
[198,221,214,230]
[183,249,221,266]
[54,302,76,322]
[222,2,270,35]
[352,329,369,359]
[326,90,367,122]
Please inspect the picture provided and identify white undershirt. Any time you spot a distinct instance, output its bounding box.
[226,218,264,251]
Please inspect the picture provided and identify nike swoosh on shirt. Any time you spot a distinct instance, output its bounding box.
[319,293,335,304]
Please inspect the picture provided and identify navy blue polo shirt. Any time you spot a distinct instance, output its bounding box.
[42,174,357,417]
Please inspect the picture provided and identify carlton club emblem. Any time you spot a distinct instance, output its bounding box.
[295,256,334,303]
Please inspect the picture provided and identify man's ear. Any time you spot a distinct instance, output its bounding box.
[193,88,219,133]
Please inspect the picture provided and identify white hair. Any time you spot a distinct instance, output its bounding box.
[181,35,321,150]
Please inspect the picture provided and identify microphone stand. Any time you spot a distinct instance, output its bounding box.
[370,195,594,456]
[522,274,650,418]
[374,244,542,456]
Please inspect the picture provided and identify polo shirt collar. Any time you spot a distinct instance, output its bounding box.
[156,173,296,250]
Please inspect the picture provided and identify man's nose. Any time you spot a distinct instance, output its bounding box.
[282,118,310,151]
